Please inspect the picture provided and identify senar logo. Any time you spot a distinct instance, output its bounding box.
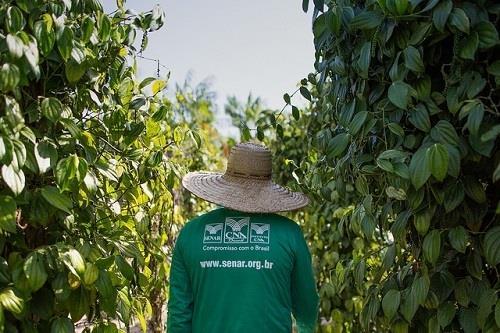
[250,223,270,244]
[224,217,249,243]
[203,223,223,243]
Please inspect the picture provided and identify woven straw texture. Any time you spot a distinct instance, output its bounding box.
[182,143,309,213]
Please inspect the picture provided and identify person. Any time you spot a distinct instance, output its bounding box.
[167,142,319,333]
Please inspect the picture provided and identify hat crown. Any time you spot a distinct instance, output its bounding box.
[225,143,272,179]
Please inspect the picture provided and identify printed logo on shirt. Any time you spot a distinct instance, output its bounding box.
[250,223,270,244]
[223,217,249,243]
[203,223,223,243]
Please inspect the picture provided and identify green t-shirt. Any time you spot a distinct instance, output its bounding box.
[166,207,319,333]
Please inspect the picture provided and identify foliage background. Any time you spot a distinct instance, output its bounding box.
[1,0,499,332]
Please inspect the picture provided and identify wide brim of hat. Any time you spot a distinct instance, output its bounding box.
[182,172,309,213]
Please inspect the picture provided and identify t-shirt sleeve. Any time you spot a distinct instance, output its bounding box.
[291,223,319,333]
[167,228,193,333]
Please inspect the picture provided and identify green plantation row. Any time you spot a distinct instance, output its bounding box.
[0,0,224,332]
[240,0,500,332]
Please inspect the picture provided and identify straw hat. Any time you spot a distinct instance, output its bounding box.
[182,142,309,213]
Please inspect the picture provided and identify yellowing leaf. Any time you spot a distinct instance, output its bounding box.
[151,79,166,94]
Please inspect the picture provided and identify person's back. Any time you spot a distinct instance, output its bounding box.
[166,142,319,332]
[167,207,318,333]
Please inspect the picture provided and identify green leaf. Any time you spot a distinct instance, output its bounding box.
[41,186,72,214]
[413,211,431,235]
[409,103,431,132]
[33,20,55,56]
[57,27,74,61]
[11,139,26,171]
[95,270,114,298]
[455,279,470,307]
[0,195,17,233]
[382,289,400,320]
[139,77,156,89]
[283,93,291,104]
[81,16,95,43]
[483,226,500,267]
[60,118,83,139]
[41,97,63,122]
[437,302,456,328]
[477,288,496,329]
[0,63,20,91]
[327,133,350,159]
[71,43,86,64]
[382,244,396,269]
[443,181,464,212]
[430,120,460,146]
[56,155,87,191]
[357,42,371,78]
[300,87,312,101]
[488,60,500,76]
[468,132,494,157]
[350,11,383,30]
[0,136,13,164]
[115,255,134,281]
[448,8,469,34]
[463,177,486,203]
[326,7,341,34]
[35,141,58,174]
[428,316,440,333]
[423,230,441,265]
[23,252,47,291]
[302,0,309,12]
[403,46,424,72]
[432,0,452,32]
[1,165,25,196]
[466,102,484,135]
[5,6,25,32]
[68,287,89,322]
[5,34,24,58]
[377,159,394,173]
[391,210,411,243]
[130,95,147,110]
[467,73,486,99]
[0,288,24,315]
[458,32,479,60]
[466,251,482,280]
[50,317,74,333]
[388,81,411,109]
[495,300,500,328]
[475,21,499,49]
[409,22,432,46]
[292,106,300,120]
[448,226,468,253]
[421,0,440,12]
[349,111,368,135]
[412,275,430,305]
[400,290,418,322]
[394,0,409,15]
[62,249,85,276]
[98,14,112,41]
[414,76,431,100]
[481,124,500,142]
[23,36,40,78]
[388,122,404,137]
[65,61,86,83]
[426,143,448,181]
[409,147,431,189]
